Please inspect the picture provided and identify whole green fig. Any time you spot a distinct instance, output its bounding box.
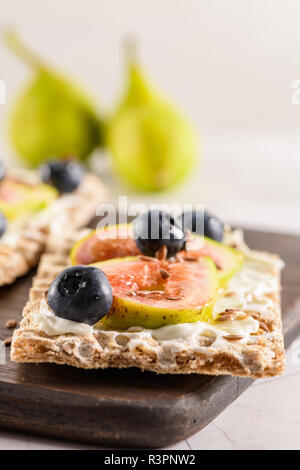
[107,43,199,192]
[4,31,101,167]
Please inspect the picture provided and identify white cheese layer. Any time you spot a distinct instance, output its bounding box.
[36,299,93,337]
[33,194,81,235]
[0,216,30,247]
[0,191,80,248]
[36,297,259,345]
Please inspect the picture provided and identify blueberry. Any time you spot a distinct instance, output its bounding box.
[40,159,85,193]
[133,210,186,258]
[180,210,204,235]
[0,211,7,238]
[47,266,113,325]
[180,210,224,242]
[0,161,5,183]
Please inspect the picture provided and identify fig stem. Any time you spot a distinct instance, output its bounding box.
[122,36,138,68]
[2,29,45,70]
[121,36,155,106]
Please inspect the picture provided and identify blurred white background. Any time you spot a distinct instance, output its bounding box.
[0,0,299,233]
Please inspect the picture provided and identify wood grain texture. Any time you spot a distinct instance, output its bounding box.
[0,228,299,448]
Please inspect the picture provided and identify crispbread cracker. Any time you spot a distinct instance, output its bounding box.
[0,173,107,286]
[11,230,285,378]
[0,226,47,286]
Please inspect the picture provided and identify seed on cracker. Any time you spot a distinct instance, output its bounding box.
[4,336,12,347]
[259,320,269,332]
[155,245,167,261]
[138,255,158,263]
[160,268,170,279]
[6,319,17,329]
[217,313,234,322]
[224,334,244,342]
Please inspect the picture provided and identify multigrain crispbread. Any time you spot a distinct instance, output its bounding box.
[0,173,107,286]
[11,230,285,378]
[0,226,47,287]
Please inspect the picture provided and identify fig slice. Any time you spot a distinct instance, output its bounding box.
[70,224,139,265]
[71,223,243,287]
[0,177,57,220]
[181,235,244,286]
[93,256,219,330]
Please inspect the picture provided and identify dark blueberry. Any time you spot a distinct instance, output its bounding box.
[0,211,7,238]
[203,211,224,242]
[180,210,224,242]
[133,210,186,258]
[0,161,5,182]
[40,159,85,193]
[180,210,204,235]
[47,266,113,325]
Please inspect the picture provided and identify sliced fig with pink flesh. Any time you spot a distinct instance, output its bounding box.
[0,177,57,220]
[93,256,219,329]
[71,224,243,287]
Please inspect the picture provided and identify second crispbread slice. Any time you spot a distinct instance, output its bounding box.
[0,225,47,286]
[11,230,285,378]
[0,173,107,286]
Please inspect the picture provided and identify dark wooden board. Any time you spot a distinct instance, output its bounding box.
[0,228,299,448]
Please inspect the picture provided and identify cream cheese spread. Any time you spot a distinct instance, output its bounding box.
[0,169,48,248]
[36,297,259,345]
[36,299,93,337]
[0,216,30,247]
[34,194,81,235]
[0,168,80,247]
